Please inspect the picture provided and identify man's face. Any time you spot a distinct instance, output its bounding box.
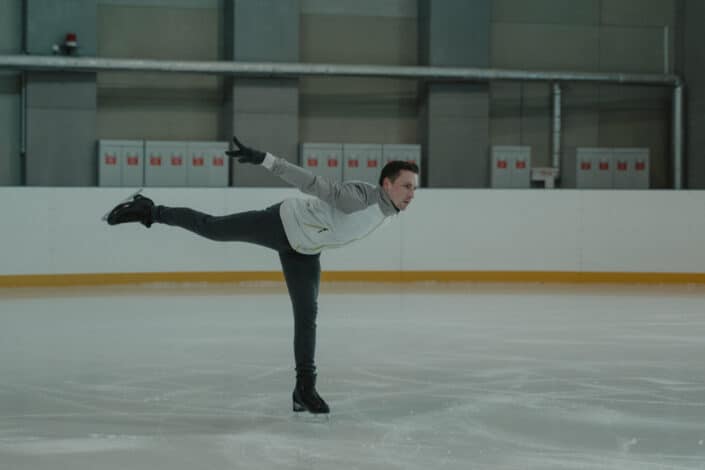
[382,170,418,211]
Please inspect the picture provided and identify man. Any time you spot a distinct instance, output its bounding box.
[105,137,419,415]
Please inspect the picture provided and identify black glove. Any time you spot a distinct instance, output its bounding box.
[226,136,266,165]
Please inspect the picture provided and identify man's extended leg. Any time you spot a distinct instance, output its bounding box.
[106,193,289,252]
[279,249,329,414]
[155,204,289,251]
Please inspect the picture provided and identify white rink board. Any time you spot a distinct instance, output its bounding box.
[1,188,705,275]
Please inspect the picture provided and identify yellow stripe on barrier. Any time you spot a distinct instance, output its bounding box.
[2,271,705,288]
[0,272,284,288]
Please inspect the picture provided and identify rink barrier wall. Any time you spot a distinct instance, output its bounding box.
[2,187,705,286]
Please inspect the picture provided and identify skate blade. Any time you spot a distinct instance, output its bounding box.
[101,188,143,222]
[292,412,331,424]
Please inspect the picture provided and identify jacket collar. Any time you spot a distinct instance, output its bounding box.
[378,186,399,216]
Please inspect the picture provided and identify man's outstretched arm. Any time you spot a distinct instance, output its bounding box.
[226,136,375,213]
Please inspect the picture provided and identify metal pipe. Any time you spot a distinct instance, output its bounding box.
[663,25,670,74]
[18,0,28,185]
[20,71,26,183]
[552,82,562,173]
[0,54,681,86]
[673,83,683,189]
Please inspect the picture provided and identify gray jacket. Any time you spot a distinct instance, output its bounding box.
[262,153,399,255]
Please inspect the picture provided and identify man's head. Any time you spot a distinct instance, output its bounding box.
[379,161,419,211]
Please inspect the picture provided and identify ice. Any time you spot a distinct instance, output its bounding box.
[0,282,704,469]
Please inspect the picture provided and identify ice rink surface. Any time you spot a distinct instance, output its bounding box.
[1,282,704,470]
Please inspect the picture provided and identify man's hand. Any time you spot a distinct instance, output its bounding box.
[226,136,266,164]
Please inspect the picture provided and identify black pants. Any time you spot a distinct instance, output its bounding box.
[154,203,320,376]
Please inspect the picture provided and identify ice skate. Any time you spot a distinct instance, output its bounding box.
[103,190,155,227]
[292,373,330,417]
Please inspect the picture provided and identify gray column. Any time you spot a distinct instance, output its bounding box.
[25,0,97,186]
[418,0,490,188]
[680,0,705,188]
[0,0,22,186]
[224,0,299,187]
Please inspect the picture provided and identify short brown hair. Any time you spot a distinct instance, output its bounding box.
[379,161,419,186]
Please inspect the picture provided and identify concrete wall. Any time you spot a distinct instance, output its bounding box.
[93,0,679,189]
[96,3,222,141]
[224,0,300,187]
[491,0,676,189]
[419,0,491,188]
[25,72,97,186]
[0,0,22,186]
[2,187,705,276]
[681,0,705,188]
[0,0,694,189]
[299,5,418,146]
[24,0,98,186]
[95,0,420,149]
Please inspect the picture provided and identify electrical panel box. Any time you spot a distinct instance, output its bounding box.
[97,140,144,187]
[144,141,188,187]
[576,148,612,189]
[612,148,650,189]
[300,143,343,182]
[491,146,531,189]
[343,144,382,184]
[98,142,121,187]
[577,147,649,189]
[186,142,229,187]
